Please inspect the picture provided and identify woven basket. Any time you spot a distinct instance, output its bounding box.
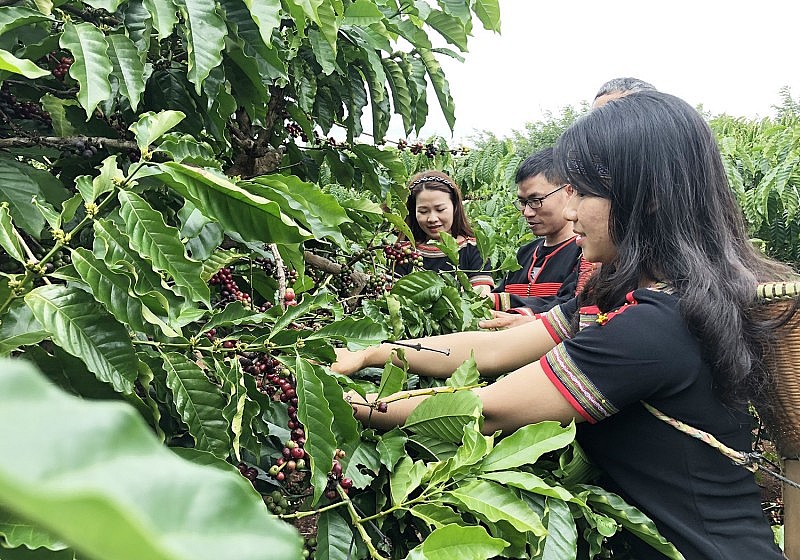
[755,281,800,459]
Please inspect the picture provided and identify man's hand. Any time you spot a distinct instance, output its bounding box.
[479,310,536,330]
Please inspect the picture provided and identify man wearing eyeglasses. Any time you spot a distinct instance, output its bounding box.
[486,147,594,316]
[481,79,653,329]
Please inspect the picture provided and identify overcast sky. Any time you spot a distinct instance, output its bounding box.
[389,0,800,144]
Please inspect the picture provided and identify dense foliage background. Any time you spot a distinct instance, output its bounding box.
[0,0,797,558]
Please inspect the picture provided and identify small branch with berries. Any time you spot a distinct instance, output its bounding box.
[304,250,370,296]
[346,383,486,414]
[0,135,138,152]
[283,120,471,158]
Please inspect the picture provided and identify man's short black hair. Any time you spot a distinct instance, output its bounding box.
[515,147,564,185]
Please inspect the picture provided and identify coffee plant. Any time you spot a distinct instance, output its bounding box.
[0,0,691,558]
[710,112,800,267]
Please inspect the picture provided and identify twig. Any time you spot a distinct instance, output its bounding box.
[15,230,50,285]
[380,340,450,356]
[278,499,347,520]
[0,136,138,151]
[270,243,287,307]
[337,486,388,560]
[4,79,77,98]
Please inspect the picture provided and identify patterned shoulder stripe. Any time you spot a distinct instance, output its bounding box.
[541,305,572,343]
[542,346,618,423]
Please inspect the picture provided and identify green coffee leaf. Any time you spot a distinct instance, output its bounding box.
[0,299,47,356]
[446,479,547,536]
[0,506,70,552]
[158,163,309,245]
[59,22,112,118]
[405,523,508,560]
[144,0,178,40]
[129,110,186,154]
[481,421,575,472]
[0,6,51,36]
[161,352,231,458]
[445,353,479,388]
[0,358,302,560]
[295,357,338,504]
[107,34,146,111]
[24,284,137,394]
[0,202,24,263]
[342,0,383,25]
[404,390,482,443]
[117,190,210,306]
[376,427,407,470]
[308,316,388,349]
[479,471,575,503]
[389,455,427,506]
[408,503,464,530]
[472,0,501,32]
[316,510,354,560]
[539,497,578,560]
[579,484,684,559]
[0,48,50,79]
[180,0,226,93]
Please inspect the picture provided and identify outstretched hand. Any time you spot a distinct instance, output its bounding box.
[478,310,536,330]
[330,347,364,376]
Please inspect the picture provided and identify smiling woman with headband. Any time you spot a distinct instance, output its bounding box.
[393,170,494,294]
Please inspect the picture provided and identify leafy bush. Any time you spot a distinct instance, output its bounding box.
[0,0,688,558]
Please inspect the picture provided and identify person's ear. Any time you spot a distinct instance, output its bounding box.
[564,184,575,197]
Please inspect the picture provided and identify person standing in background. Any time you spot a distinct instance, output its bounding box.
[488,147,591,315]
[394,171,495,294]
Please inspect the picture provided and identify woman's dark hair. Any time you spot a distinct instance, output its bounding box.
[554,90,796,406]
[405,170,474,243]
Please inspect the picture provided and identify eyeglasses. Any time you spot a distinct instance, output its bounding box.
[513,184,568,211]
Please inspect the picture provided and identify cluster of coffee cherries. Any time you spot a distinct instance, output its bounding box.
[239,352,284,392]
[306,263,354,298]
[61,139,99,160]
[396,139,470,158]
[50,52,74,80]
[363,273,395,297]
[209,266,252,306]
[0,84,50,123]
[236,461,259,486]
[301,536,317,559]
[383,243,423,267]
[262,489,291,515]
[323,450,353,501]
[258,367,307,483]
[284,121,309,142]
[257,257,299,286]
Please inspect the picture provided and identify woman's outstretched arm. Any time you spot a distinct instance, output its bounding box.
[331,319,557,378]
[347,359,583,435]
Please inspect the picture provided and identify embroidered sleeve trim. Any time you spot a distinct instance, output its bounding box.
[497,292,511,311]
[469,274,495,288]
[540,355,595,423]
[509,307,536,316]
[540,305,572,343]
[541,346,618,423]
